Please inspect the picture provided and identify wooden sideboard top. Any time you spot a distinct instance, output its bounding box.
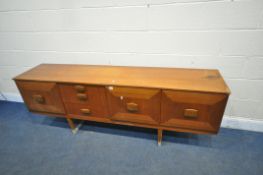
[14,64,230,94]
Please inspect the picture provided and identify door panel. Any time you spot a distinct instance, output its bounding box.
[106,86,161,125]
[161,90,228,132]
[16,81,65,114]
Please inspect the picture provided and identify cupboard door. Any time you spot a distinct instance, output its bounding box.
[106,86,161,125]
[161,90,228,132]
[16,81,65,114]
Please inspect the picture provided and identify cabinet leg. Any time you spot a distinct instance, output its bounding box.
[66,118,84,134]
[158,129,163,146]
[67,118,75,130]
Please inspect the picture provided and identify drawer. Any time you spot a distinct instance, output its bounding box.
[15,81,65,114]
[161,90,228,132]
[59,84,109,117]
[64,102,108,118]
[106,86,161,125]
[59,84,107,105]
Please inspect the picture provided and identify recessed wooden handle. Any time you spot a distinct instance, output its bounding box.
[77,93,87,101]
[33,94,45,104]
[80,108,91,115]
[184,109,198,119]
[75,85,86,93]
[126,102,139,112]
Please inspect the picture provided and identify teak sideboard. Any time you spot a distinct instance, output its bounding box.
[14,64,230,145]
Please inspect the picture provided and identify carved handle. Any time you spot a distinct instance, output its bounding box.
[75,85,86,93]
[126,102,139,112]
[77,93,87,101]
[33,94,45,104]
[80,108,91,115]
[184,109,198,119]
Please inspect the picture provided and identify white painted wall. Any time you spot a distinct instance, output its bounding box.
[0,0,263,124]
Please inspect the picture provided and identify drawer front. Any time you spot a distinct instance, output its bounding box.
[64,102,108,118]
[16,81,65,114]
[106,86,161,125]
[59,84,107,104]
[161,90,228,132]
[59,84,108,117]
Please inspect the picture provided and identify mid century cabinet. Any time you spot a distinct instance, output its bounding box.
[14,64,230,145]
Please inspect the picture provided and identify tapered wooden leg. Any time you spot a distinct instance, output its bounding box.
[66,118,84,134]
[67,118,76,130]
[158,129,163,146]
